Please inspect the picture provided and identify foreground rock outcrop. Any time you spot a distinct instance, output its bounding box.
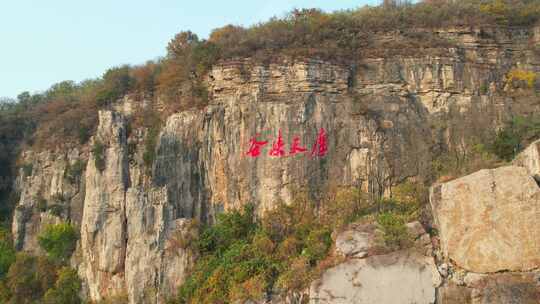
[431,160,540,303]
[310,222,441,304]
[430,166,540,273]
[311,252,440,304]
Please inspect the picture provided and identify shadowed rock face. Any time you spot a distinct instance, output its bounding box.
[11,149,85,253]
[430,166,540,273]
[437,273,540,304]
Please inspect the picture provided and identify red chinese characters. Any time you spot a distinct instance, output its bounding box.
[289,136,307,155]
[245,128,328,158]
[268,129,286,157]
[311,128,328,157]
[245,135,268,157]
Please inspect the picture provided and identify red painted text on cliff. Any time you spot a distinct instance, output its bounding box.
[246,128,327,158]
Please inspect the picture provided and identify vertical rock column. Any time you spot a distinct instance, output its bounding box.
[80,111,130,300]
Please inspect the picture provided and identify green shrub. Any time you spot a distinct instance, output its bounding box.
[92,140,106,172]
[480,0,511,24]
[96,65,134,106]
[490,116,540,161]
[43,267,82,304]
[142,126,160,174]
[302,228,332,263]
[5,254,57,303]
[178,190,369,303]
[376,212,410,249]
[78,125,91,144]
[21,163,33,177]
[37,222,78,263]
[64,160,85,184]
[0,229,15,279]
[491,125,522,161]
[37,194,48,212]
[0,279,10,303]
[506,69,537,89]
[48,205,65,217]
[480,83,489,94]
[196,204,257,255]
[321,187,373,228]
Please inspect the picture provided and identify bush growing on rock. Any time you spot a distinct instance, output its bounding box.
[92,140,106,172]
[490,115,540,161]
[506,69,537,89]
[43,267,82,304]
[4,254,57,303]
[143,125,160,174]
[376,211,410,249]
[64,159,86,184]
[21,163,33,177]
[37,222,78,263]
[36,193,48,212]
[0,252,82,304]
[48,204,65,217]
[0,229,15,279]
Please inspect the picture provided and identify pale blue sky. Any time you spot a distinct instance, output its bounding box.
[0,0,378,98]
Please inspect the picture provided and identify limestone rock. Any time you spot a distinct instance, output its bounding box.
[335,223,375,258]
[310,251,441,304]
[439,272,540,304]
[468,272,540,304]
[11,149,85,253]
[513,139,540,181]
[80,111,130,300]
[430,166,540,273]
[78,111,195,304]
[124,188,194,303]
[436,284,472,304]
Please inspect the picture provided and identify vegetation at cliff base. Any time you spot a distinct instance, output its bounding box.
[176,200,334,304]
[0,229,16,279]
[43,267,82,304]
[0,222,81,303]
[176,185,424,303]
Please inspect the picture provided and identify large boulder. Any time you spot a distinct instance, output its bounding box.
[310,251,441,304]
[430,166,540,273]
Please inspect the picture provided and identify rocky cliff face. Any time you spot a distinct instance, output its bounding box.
[10,25,540,303]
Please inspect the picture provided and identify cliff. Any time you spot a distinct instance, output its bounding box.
[9,25,540,303]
